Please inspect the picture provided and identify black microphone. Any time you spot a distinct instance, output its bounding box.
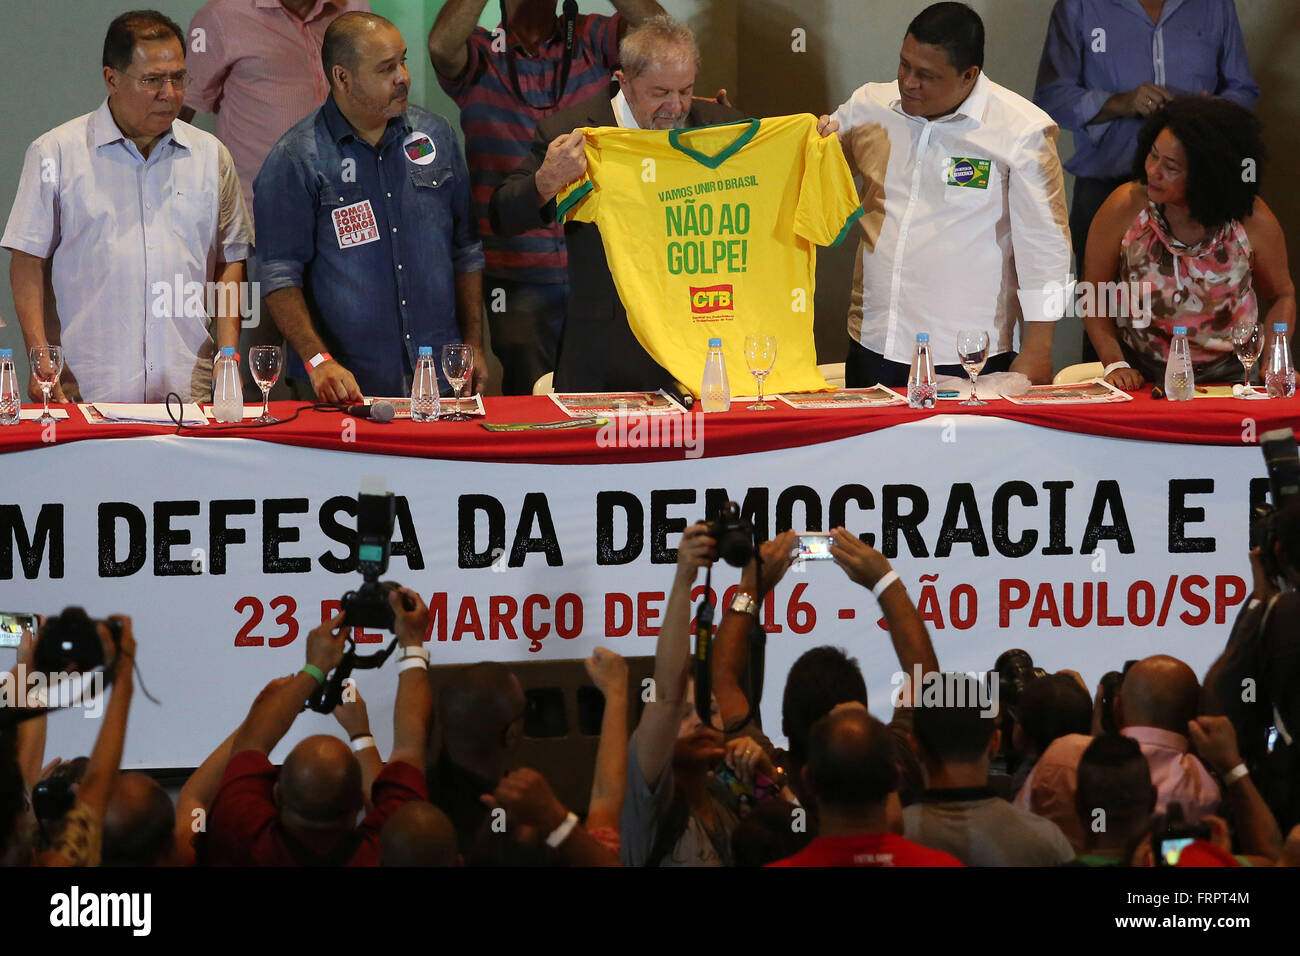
[340,401,395,423]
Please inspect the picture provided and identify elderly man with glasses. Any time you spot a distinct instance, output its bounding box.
[2,9,251,405]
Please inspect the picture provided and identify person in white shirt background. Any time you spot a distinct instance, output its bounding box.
[2,9,251,405]
[819,1,1071,388]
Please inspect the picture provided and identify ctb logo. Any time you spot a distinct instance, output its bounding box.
[691,285,734,313]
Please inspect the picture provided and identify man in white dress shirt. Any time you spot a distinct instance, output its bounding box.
[825,2,1070,388]
[3,10,251,404]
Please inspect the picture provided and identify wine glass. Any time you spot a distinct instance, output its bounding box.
[441,344,474,421]
[956,329,990,406]
[1231,319,1263,393]
[249,345,283,423]
[28,345,64,425]
[744,334,777,410]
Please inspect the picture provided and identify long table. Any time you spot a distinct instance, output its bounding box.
[2,393,1296,767]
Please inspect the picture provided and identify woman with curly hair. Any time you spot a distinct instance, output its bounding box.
[1081,97,1295,389]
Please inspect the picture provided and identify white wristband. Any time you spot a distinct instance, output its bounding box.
[1102,361,1131,377]
[398,645,430,662]
[872,570,900,599]
[545,811,580,848]
[1222,763,1249,786]
[398,657,427,673]
[350,735,376,753]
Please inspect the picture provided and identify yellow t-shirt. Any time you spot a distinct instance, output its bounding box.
[556,113,863,396]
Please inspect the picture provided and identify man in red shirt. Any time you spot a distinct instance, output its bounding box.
[768,708,962,868]
[206,588,432,865]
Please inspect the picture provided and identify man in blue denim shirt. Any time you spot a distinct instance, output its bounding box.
[1033,0,1258,360]
[255,12,485,401]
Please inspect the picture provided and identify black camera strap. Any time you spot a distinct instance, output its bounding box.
[305,636,399,714]
[499,0,580,112]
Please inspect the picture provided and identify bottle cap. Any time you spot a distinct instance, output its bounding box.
[1173,325,1187,335]
[221,346,236,356]
[708,338,722,348]
[0,349,11,358]
[916,333,930,343]
[1275,323,1288,333]
[419,346,432,356]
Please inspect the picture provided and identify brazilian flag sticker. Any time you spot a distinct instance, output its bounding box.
[946,157,991,189]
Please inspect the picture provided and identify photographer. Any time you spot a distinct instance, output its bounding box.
[206,589,432,866]
[711,526,937,814]
[1204,500,1300,831]
[33,615,137,866]
[623,522,777,866]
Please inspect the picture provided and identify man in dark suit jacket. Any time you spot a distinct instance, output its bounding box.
[490,15,741,396]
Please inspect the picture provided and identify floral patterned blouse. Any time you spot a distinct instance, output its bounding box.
[1117,202,1257,383]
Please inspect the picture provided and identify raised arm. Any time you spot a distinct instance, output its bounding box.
[173,726,239,866]
[609,0,666,34]
[829,528,938,679]
[333,681,383,811]
[633,522,715,786]
[389,588,433,773]
[1189,715,1283,861]
[229,612,347,756]
[583,646,629,834]
[427,0,491,80]
[72,618,137,821]
[713,531,796,732]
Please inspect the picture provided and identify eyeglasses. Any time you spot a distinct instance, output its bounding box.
[119,70,190,92]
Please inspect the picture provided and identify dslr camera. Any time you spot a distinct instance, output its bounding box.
[1252,428,1300,586]
[340,478,405,631]
[706,501,756,568]
[307,479,410,714]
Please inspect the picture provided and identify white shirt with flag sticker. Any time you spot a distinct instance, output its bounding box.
[332,199,380,249]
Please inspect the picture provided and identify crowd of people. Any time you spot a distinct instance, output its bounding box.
[1,1,1291,405]
[2,503,1297,867]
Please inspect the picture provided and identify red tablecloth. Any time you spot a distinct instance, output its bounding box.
[2,393,1298,463]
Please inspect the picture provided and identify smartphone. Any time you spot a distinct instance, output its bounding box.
[0,612,38,648]
[794,532,834,561]
[1158,836,1196,866]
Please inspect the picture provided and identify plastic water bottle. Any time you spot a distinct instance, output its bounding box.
[1164,325,1195,401]
[0,349,20,426]
[1265,322,1296,399]
[213,347,245,422]
[701,337,730,412]
[411,346,439,422]
[907,333,936,409]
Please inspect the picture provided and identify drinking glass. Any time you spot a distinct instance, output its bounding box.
[957,329,990,406]
[249,345,283,423]
[1231,319,1263,392]
[744,334,777,410]
[441,344,474,421]
[28,345,64,425]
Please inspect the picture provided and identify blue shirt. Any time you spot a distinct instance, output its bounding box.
[1033,0,1259,180]
[254,95,484,395]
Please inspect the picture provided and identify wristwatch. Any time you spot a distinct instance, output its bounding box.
[729,592,758,618]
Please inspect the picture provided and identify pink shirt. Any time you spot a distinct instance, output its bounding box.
[185,0,371,228]
[1015,728,1222,850]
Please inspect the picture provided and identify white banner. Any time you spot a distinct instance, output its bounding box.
[0,418,1263,767]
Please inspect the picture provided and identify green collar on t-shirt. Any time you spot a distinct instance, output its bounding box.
[668,118,761,169]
